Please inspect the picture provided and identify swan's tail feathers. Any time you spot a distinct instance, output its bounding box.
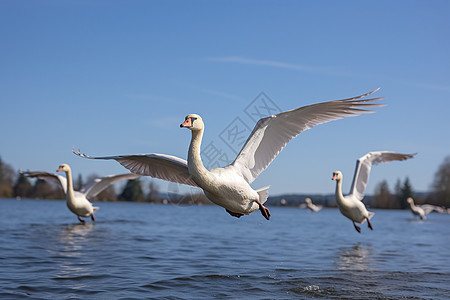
[256,186,270,204]
[93,206,100,212]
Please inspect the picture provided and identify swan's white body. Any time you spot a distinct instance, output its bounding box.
[332,151,415,232]
[184,122,270,215]
[304,198,322,212]
[22,164,140,222]
[75,89,386,220]
[407,197,426,220]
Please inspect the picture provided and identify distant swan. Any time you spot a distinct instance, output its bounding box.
[332,151,415,232]
[305,198,322,212]
[407,197,426,220]
[21,164,140,223]
[75,89,385,220]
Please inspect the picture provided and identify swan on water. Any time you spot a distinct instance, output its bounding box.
[21,164,140,223]
[74,89,385,220]
[332,151,415,232]
[304,198,322,212]
[406,197,431,220]
[406,197,449,218]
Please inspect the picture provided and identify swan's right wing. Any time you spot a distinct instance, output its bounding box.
[20,170,67,194]
[420,204,446,214]
[84,173,142,199]
[231,89,386,184]
[73,150,199,187]
[349,151,416,201]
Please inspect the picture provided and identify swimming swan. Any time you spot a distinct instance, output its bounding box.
[332,151,415,232]
[21,164,140,223]
[74,89,385,220]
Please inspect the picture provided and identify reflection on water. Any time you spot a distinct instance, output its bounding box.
[335,243,374,271]
[61,223,95,242]
[53,223,95,281]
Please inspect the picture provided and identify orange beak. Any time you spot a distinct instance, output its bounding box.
[57,167,63,172]
[332,174,336,180]
[180,118,192,128]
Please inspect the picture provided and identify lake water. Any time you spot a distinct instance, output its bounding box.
[0,198,449,299]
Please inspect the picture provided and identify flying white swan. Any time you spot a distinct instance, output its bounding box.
[304,197,323,212]
[407,197,426,220]
[332,151,415,232]
[21,164,140,223]
[74,89,385,220]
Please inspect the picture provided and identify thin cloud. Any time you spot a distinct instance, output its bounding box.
[207,56,450,92]
[123,93,179,103]
[145,116,181,129]
[400,81,450,93]
[199,88,246,102]
[206,56,339,74]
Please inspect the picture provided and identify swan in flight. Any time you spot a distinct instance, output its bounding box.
[332,151,415,232]
[21,164,140,223]
[304,198,323,212]
[74,89,385,220]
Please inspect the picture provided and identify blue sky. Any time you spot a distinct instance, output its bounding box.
[1,0,449,196]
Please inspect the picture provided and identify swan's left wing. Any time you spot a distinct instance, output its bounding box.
[231,89,386,184]
[84,173,142,199]
[73,150,199,187]
[20,170,68,194]
[349,151,416,201]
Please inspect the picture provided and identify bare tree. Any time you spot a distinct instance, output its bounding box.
[146,181,161,202]
[0,157,15,198]
[373,180,392,209]
[432,155,450,207]
[13,173,33,198]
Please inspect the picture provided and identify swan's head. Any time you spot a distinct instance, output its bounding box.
[407,197,414,204]
[332,171,342,181]
[180,114,204,131]
[305,198,312,204]
[56,163,71,173]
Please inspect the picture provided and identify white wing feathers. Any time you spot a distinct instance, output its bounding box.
[73,151,199,187]
[20,170,68,194]
[232,89,386,184]
[349,151,416,201]
[84,173,141,199]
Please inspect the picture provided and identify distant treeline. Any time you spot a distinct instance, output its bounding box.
[1,155,450,208]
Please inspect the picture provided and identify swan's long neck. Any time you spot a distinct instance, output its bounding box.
[334,177,349,207]
[187,129,214,188]
[65,169,76,203]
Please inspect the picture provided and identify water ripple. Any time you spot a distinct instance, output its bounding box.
[0,200,449,299]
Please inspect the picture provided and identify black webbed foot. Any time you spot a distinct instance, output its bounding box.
[353,221,361,233]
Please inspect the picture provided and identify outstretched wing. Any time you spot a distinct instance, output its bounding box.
[420,204,446,214]
[73,151,199,187]
[20,170,67,194]
[349,151,416,201]
[84,173,142,199]
[231,89,386,184]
